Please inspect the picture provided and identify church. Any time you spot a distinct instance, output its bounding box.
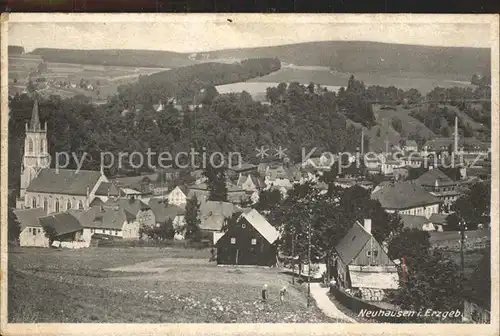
[16,100,110,214]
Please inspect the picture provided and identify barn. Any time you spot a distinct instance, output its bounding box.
[215,209,279,267]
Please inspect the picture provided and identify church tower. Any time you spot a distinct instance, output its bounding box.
[19,100,50,201]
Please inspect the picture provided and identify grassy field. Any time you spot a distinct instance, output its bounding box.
[8,58,169,102]
[8,247,332,323]
[249,68,475,94]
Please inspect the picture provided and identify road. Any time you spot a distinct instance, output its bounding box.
[309,283,356,323]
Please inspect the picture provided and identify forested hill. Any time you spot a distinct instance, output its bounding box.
[197,41,490,77]
[27,41,489,77]
[117,58,281,107]
[30,48,196,68]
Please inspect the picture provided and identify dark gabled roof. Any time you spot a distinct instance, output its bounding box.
[89,198,105,207]
[72,206,136,230]
[415,169,456,187]
[335,221,372,265]
[95,182,121,196]
[26,169,102,196]
[103,198,150,214]
[112,173,158,188]
[14,208,47,231]
[400,214,431,230]
[38,212,83,236]
[371,181,442,210]
[148,200,185,222]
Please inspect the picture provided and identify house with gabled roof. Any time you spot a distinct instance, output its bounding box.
[166,185,189,207]
[72,205,140,240]
[414,168,461,206]
[399,214,436,231]
[14,208,86,248]
[199,201,236,233]
[371,181,442,219]
[334,219,399,302]
[148,199,186,233]
[103,198,155,228]
[215,209,280,266]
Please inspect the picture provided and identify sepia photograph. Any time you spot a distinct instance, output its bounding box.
[1,13,498,335]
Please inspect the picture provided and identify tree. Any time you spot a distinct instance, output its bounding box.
[185,195,201,241]
[8,207,21,243]
[389,249,463,313]
[254,189,282,212]
[451,182,490,229]
[203,163,228,202]
[388,228,431,269]
[392,117,403,133]
[42,225,58,246]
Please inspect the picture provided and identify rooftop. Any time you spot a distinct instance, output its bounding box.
[26,169,102,196]
[371,181,442,210]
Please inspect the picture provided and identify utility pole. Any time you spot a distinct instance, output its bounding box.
[307,213,312,308]
[460,220,466,277]
[291,231,295,285]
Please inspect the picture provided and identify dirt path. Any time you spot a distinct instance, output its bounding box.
[310,283,356,323]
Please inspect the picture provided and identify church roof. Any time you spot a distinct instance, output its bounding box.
[26,169,102,196]
[29,99,42,130]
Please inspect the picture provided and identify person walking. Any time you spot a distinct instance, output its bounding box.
[279,286,287,303]
[261,284,268,302]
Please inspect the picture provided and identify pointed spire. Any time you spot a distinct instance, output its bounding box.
[454,116,459,155]
[29,99,41,131]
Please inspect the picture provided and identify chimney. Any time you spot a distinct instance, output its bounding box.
[363,219,372,234]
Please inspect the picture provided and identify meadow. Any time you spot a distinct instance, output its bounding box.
[247,67,476,94]
[8,247,333,323]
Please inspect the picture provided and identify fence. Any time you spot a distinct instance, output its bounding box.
[95,238,211,249]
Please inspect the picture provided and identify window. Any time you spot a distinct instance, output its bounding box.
[43,198,48,212]
[55,200,60,213]
[28,228,32,233]
[251,238,257,245]
[32,228,36,236]
[40,140,44,153]
[241,223,246,228]
[366,251,371,257]
[32,197,36,209]
[78,201,84,210]
[91,228,94,233]
[27,138,33,153]
[67,200,72,210]
[230,237,236,244]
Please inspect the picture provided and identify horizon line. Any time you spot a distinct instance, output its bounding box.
[8,39,491,55]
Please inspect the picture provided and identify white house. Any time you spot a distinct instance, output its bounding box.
[15,208,88,248]
[167,185,189,207]
[371,181,442,219]
[72,205,141,240]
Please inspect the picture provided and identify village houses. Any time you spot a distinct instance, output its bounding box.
[333,219,399,302]
[215,209,280,267]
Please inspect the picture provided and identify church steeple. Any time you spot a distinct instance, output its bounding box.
[29,99,42,131]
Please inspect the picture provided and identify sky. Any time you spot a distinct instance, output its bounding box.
[8,20,492,53]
